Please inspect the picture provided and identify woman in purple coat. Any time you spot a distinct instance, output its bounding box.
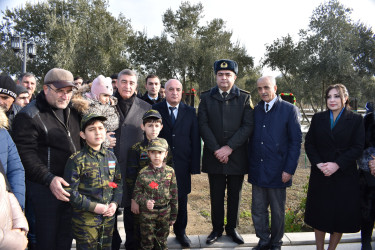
[304,84,365,250]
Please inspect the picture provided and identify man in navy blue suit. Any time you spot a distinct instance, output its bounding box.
[153,79,201,248]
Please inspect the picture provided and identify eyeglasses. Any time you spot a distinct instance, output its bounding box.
[47,85,73,96]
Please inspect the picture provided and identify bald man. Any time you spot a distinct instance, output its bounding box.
[152,79,201,248]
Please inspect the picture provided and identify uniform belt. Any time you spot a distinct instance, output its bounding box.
[153,204,169,210]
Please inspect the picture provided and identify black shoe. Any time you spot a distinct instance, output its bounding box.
[206,231,222,245]
[270,246,281,250]
[226,229,244,244]
[176,234,191,248]
[252,244,270,250]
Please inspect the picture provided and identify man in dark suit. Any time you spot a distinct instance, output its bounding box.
[112,69,151,250]
[153,79,201,248]
[248,76,302,250]
[141,74,164,105]
[198,59,254,245]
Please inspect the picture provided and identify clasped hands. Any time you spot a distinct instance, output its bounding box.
[214,145,233,164]
[317,162,339,177]
[94,202,117,217]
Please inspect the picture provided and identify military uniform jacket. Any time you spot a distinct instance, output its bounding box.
[133,164,178,221]
[198,85,254,175]
[125,137,172,207]
[64,144,123,214]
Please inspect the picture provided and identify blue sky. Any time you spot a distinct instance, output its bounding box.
[1,0,375,76]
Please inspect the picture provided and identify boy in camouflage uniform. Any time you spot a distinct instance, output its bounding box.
[133,138,178,250]
[125,109,165,249]
[64,113,122,250]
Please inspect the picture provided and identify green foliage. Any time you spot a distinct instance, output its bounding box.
[199,210,210,219]
[0,0,133,79]
[284,176,310,232]
[128,2,255,93]
[1,0,256,93]
[263,0,375,111]
[239,210,252,219]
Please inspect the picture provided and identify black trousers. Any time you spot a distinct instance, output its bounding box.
[360,183,375,250]
[173,193,188,236]
[28,181,72,250]
[208,174,244,233]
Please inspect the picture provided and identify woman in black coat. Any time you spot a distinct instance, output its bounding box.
[304,84,365,250]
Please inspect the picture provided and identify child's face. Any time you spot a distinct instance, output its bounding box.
[80,121,107,150]
[141,122,163,140]
[148,150,167,167]
[99,93,111,104]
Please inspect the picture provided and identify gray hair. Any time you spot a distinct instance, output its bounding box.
[118,69,138,82]
[257,76,276,85]
[18,72,36,83]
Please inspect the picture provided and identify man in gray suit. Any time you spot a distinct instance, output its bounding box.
[112,69,151,250]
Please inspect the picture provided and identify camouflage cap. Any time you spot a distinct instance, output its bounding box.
[142,109,162,120]
[147,138,168,152]
[81,113,107,131]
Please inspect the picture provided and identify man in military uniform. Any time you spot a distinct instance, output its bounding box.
[64,113,123,249]
[198,59,254,245]
[133,138,178,250]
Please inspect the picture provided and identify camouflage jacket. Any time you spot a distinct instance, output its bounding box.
[133,164,178,221]
[64,144,122,213]
[125,137,173,207]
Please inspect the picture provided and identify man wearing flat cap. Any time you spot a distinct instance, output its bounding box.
[13,68,82,250]
[198,59,254,245]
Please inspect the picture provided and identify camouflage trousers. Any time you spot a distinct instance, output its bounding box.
[72,212,115,250]
[140,206,171,250]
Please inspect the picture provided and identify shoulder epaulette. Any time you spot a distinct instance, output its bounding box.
[239,89,250,94]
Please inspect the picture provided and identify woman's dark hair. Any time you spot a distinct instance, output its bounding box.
[325,84,350,110]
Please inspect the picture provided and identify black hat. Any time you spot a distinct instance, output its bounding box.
[214,59,238,75]
[81,113,107,131]
[0,76,17,99]
[142,109,162,120]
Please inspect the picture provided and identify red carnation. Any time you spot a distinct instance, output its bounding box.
[109,182,118,188]
[191,88,196,92]
[149,181,159,189]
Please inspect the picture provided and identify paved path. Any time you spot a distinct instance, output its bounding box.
[71,214,374,249]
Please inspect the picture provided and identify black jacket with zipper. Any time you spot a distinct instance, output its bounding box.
[12,90,81,186]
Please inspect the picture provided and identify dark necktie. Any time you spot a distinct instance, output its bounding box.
[169,107,176,125]
[266,104,269,112]
[222,92,228,99]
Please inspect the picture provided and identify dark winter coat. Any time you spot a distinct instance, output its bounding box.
[140,92,164,105]
[153,101,201,196]
[304,109,365,233]
[248,97,302,188]
[12,90,82,186]
[198,85,254,175]
[114,96,151,206]
[361,112,375,186]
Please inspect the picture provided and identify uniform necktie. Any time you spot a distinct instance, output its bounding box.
[222,92,228,99]
[266,104,269,112]
[169,107,176,125]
